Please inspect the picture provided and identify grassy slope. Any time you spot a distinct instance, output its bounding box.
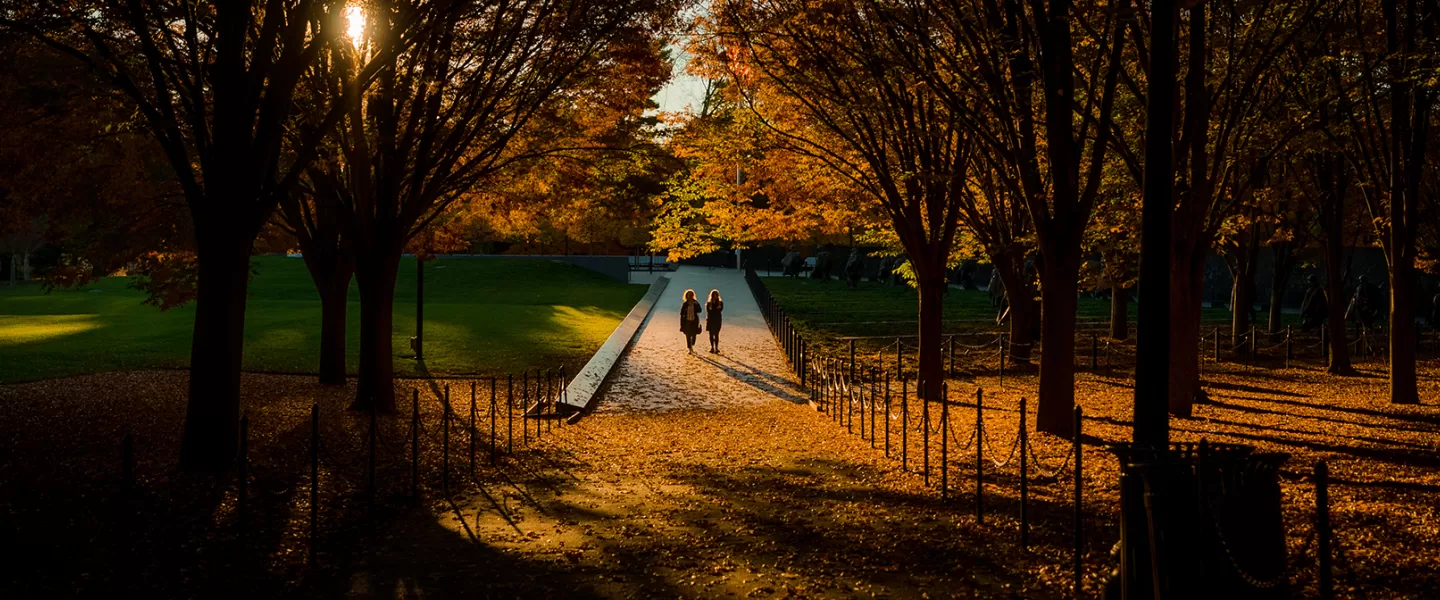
[0,256,645,383]
[762,276,1240,339]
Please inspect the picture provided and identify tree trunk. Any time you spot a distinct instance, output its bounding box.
[1037,253,1081,437]
[178,235,254,472]
[992,256,1035,364]
[354,251,400,413]
[297,241,355,386]
[21,250,30,281]
[318,270,352,385]
[1268,244,1294,335]
[1230,264,1255,348]
[1169,246,1205,417]
[1111,284,1129,340]
[1323,245,1355,374]
[916,273,947,405]
[1389,256,1419,404]
[1226,237,1259,348]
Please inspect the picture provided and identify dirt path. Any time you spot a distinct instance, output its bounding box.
[325,269,1048,598]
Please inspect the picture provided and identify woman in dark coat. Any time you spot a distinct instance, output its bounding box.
[680,289,703,353]
[705,289,724,353]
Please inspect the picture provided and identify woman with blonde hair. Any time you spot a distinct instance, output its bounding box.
[679,289,704,353]
[705,289,724,353]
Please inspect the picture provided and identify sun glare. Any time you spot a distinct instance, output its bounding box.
[344,6,366,48]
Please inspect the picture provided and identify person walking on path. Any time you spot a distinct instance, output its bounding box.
[680,289,704,353]
[706,289,725,353]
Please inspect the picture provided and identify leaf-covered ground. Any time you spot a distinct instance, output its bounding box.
[0,362,1436,597]
[4,270,1437,597]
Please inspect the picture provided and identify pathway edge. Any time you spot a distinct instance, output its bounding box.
[560,275,670,421]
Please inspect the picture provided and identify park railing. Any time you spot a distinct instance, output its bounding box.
[745,267,1358,598]
[750,277,1404,381]
[109,366,576,572]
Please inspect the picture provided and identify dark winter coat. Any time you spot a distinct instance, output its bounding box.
[706,300,724,332]
[680,300,703,335]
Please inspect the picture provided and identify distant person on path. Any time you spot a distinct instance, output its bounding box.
[706,289,724,353]
[781,250,803,278]
[1431,291,1440,330]
[1346,275,1382,329]
[844,248,865,288]
[1300,275,1328,330]
[988,269,1005,307]
[680,289,704,353]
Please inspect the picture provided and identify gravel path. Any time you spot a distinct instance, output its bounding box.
[598,267,809,412]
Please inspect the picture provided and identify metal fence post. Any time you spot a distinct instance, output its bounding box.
[846,371,854,434]
[238,415,249,534]
[1317,461,1334,600]
[411,388,420,501]
[470,381,477,474]
[975,387,984,525]
[949,336,955,377]
[859,368,867,442]
[368,391,377,509]
[849,339,856,382]
[442,384,450,493]
[864,365,875,443]
[884,370,891,457]
[1290,325,1301,366]
[1019,397,1028,550]
[490,377,497,466]
[1074,405,1083,598]
[522,371,530,445]
[941,381,949,500]
[901,375,909,470]
[310,403,319,566]
[999,334,1006,385]
[922,379,930,486]
[507,374,514,454]
[119,432,134,587]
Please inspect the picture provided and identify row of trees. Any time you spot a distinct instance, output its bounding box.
[2,0,680,470]
[662,0,1437,437]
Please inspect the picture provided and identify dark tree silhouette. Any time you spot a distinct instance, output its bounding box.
[1321,0,1437,404]
[276,180,354,385]
[1,1,407,469]
[902,0,1128,436]
[307,0,673,412]
[716,0,973,408]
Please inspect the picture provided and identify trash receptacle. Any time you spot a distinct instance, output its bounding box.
[1104,442,1291,600]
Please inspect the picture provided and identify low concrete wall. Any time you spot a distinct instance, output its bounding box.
[433,254,631,282]
[559,275,670,420]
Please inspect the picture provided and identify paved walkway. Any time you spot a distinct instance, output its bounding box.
[327,267,1055,598]
[599,267,809,412]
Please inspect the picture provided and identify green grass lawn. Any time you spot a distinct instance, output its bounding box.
[762,276,1239,340]
[0,256,646,383]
